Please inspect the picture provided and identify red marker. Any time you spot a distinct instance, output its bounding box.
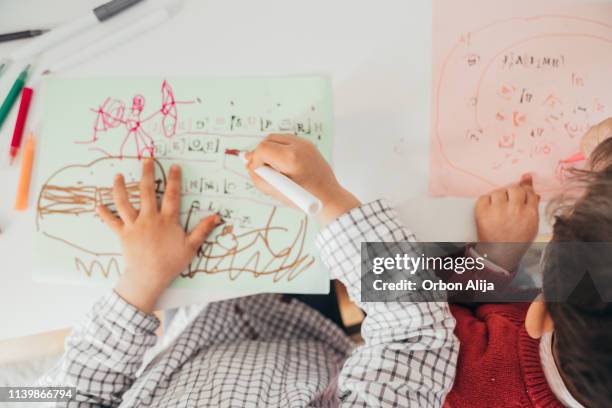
[559,151,585,165]
[9,87,34,165]
[224,148,242,156]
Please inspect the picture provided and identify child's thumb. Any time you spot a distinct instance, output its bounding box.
[187,214,222,252]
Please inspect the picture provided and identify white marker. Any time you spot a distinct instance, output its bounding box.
[42,8,169,75]
[238,152,323,216]
[26,7,169,137]
[8,0,144,63]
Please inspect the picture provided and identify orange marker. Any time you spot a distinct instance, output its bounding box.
[14,133,35,211]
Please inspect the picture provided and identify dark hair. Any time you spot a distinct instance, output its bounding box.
[543,137,612,407]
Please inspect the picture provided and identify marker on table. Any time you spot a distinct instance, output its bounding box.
[559,151,585,165]
[0,64,30,132]
[15,133,36,211]
[6,0,144,64]
[0,29,49,43]
[225,149,323,216]
[0,60,8,78]
[40,7,169,76]
[9,87,34,164]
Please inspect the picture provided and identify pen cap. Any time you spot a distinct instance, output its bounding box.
[254,166,323,215]
[11,87,34,150]
[94,0,143,21]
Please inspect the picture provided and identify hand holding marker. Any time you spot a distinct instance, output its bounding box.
[225,148,323,216]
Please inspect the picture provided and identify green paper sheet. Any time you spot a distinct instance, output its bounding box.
[33,76,333,300]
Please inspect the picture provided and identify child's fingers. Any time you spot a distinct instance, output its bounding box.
[139,158,157,215]
[113,174,138,223]
[519,174,540,205]
[161,165,181,219]
[519,174,535,191]
[475,194,490,210]
[507,185,527,205]
[96,204,123,234]
[526,190,540,207]
[263,133,296,145]
[490,189,508,205]
[248,140,295,173]
[187,214,222,252]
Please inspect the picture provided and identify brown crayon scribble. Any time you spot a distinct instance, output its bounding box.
[75,257,121,278]
[38,156,316,283]
[184,204,315,282]
[38,182,140,217]
[36,156,166,229]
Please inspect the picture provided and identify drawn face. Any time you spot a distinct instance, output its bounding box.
[131,95,145,116]
[93,98,125,136]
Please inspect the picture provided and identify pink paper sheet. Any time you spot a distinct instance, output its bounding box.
[430,0,612,197]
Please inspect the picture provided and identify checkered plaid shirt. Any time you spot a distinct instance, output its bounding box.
[43,200,458,407]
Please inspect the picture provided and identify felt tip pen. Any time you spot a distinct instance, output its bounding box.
[15,133,36,211]
[0,60,8,78]
[0,64,30,131]
[0,29,49,43]
[9,87,34,164]
[9,0,144,62]
[41,7,169,76]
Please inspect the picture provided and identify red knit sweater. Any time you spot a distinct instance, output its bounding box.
[444,303,565,408]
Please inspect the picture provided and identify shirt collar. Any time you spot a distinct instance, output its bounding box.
[539,332,585,408]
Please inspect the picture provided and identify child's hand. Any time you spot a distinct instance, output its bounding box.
[97,159,221,313]
[474,174,540,271]
[245,134,360,225]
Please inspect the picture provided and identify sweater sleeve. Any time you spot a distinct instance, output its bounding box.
[41,290,160,407]
[316,200,459,408]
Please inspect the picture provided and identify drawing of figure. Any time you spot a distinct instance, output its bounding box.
[82,80,195,158]
[160,80,179,138]
[120,94,155,159]
[90,98,125,142]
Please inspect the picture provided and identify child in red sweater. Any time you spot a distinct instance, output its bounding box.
[445,119,612,408]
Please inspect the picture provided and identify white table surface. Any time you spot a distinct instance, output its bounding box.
[0,0,549,340]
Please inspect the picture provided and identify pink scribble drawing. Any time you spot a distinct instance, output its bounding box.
[431,0,612,198]
[78,80,195,158]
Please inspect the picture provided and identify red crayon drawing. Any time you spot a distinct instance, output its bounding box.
[79,80,195,158]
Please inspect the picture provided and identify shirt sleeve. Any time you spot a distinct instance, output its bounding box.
[316,200,459,408]
[41,290,160,407]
